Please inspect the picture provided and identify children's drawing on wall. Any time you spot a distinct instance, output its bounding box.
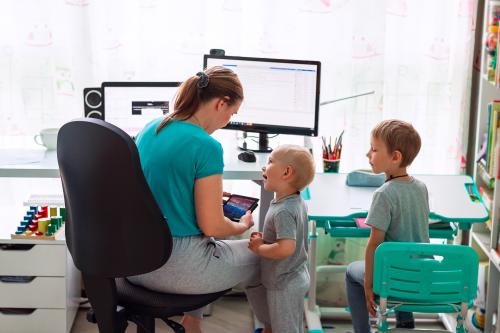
[55,67,75,96]
[300,0,349,13]
[103,26,122,50]
[26,24,53,47]
[426,37,450,61]
[352,35,381,59]
[386,0,408,17]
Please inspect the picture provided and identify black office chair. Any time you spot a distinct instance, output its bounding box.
[57,118,229,333]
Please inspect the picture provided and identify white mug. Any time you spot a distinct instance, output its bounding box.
[34,128,59,150]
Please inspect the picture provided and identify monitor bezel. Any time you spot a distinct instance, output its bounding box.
[101,81,181,121]
[203,55,321,137]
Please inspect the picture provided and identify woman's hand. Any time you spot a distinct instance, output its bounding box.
[248,233,263,254]
[239,211,254,231]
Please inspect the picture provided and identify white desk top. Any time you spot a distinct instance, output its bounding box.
[0,132,323,179]
[0,133,319,243]
[0,146,270,179]
[306,173,489,223]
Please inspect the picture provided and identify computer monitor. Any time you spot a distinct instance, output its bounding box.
[204,55,321,152]
[102,82,180,137]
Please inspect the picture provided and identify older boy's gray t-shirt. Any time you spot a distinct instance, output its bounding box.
[261,194,309,290]
[366,177,430,243]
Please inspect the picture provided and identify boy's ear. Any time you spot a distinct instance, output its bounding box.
[282,165,294,179]
[391,150,403,164]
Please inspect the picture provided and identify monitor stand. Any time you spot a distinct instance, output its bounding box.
[237,132,278,152]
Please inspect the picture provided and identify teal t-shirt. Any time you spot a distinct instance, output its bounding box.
[135,118,224,237]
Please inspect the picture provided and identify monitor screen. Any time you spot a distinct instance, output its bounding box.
[204,55,320,138]
[102,82,180,136]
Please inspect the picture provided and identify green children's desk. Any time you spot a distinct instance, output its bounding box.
[303,173,489,333]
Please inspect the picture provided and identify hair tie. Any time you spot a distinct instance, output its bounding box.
[196,72,209,89]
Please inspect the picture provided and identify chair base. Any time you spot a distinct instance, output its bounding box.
[87,309,186,333]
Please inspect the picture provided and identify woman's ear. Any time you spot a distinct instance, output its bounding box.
[216,96,231,111]
[216,98,226,111]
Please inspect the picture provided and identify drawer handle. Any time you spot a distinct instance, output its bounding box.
[0,276,35,283]
[0,308,36,315]
[0,244,35,251]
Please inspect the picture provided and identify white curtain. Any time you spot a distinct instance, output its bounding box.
[0,0,477,174]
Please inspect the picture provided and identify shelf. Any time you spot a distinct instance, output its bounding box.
[482,74,497,87]
[482,73,500,89]
[491,249,500,272]
[477,161,495,190]
[471,230,491,257]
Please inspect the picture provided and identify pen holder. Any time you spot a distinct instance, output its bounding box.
[323,158,340,173]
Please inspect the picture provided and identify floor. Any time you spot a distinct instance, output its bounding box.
[70,295,446,333]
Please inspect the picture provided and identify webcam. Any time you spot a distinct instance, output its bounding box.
[209,49,225,56]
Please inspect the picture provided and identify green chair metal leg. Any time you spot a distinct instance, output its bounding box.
[377,298,389,333]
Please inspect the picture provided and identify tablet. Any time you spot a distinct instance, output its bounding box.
[223,194,259,222]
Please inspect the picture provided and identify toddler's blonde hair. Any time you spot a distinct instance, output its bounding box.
[273,144,315,191]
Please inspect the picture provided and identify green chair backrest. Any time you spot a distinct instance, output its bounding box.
[373,242,478,304]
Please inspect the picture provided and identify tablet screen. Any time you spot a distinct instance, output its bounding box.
[223,195,259,221]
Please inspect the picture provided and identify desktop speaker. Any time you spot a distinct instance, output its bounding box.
[83,87,104,119]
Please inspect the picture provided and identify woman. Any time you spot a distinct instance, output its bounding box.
[128,66,259,333]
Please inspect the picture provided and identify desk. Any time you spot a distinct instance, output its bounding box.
[0,132,321,228]
[304,173,489,333]
[0,140,279,227]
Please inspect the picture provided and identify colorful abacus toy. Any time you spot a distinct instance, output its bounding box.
[11,205,67,240]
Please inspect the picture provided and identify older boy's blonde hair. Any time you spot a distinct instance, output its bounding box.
[273,144,315,191]
[371,119,421,167]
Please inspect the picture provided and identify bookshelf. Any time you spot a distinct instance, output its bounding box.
[474,1,500,331]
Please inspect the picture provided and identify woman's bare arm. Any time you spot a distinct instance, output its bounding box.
[195,174,253,237]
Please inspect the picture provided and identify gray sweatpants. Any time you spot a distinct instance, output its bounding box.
[127,236,260,318]
[246,267,309,333]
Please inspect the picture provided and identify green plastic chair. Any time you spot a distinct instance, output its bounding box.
[373,242,478,333]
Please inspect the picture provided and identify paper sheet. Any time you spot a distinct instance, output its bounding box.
[0,149,45,165]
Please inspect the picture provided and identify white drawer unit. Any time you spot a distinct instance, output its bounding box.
[0,308,67,333]
[0,244,66,276]
[0,242,80,333]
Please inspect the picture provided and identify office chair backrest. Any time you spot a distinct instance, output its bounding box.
[373,242,478,304]
[57,118,172,277]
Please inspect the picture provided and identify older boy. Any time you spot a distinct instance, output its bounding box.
[345,119,430,333]
[246,144,315,333]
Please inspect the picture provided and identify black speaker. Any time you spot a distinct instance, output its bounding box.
[83,87,104,119]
